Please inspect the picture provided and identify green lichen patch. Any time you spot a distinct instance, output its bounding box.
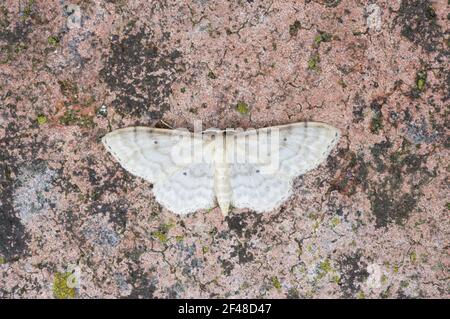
[393,263,400,274]
[47,36,59,46]
[330,216,340,228]
[331,274,341,284]
[22,0,35,20]
[160,220,175,233]
[314,32,333,46]
[316,259,333,280]
[36,114,47,125]
[0,256,5,264]
[307,54,320,71]
[271,276,282,290]
[152,231,168,243]
[416,70,427,91]
[409,251,417,263]
[59,109,95,128]
[152,220,175,243]
[236,101,249,114]
[53,272,76,299]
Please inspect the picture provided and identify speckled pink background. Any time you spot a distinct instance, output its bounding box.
[0,0,448,298]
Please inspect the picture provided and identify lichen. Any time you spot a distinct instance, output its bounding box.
[332,275,341,284]
[152,231,168,243]
[317,259,333,280]
[236,101,249,114]
[416,70,427,91]
[393,264,399,273]
[314,32,333,46]
[330,216,340,228]
[53,272,76,299]
[59,109,95,128]
[307,54,320,71]
[410,251,417,263]
[36,114,47,125]
[22,0,35,20]
[271,276,282,290]
[47,36,59,46]
[152,221,175,243]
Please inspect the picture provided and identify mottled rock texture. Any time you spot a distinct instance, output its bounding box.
[0,0,448,298]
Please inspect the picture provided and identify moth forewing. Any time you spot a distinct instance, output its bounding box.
[169,128,199,166]
[227,128,248,164]
[257,127,281,175]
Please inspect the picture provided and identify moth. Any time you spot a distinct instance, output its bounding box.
[102,122,340,216]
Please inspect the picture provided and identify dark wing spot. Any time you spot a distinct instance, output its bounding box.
[183,172,187,176]
[154,141,158,144]
[256,170,260,173]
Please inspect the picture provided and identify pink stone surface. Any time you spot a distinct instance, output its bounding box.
[0,0,448,298]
